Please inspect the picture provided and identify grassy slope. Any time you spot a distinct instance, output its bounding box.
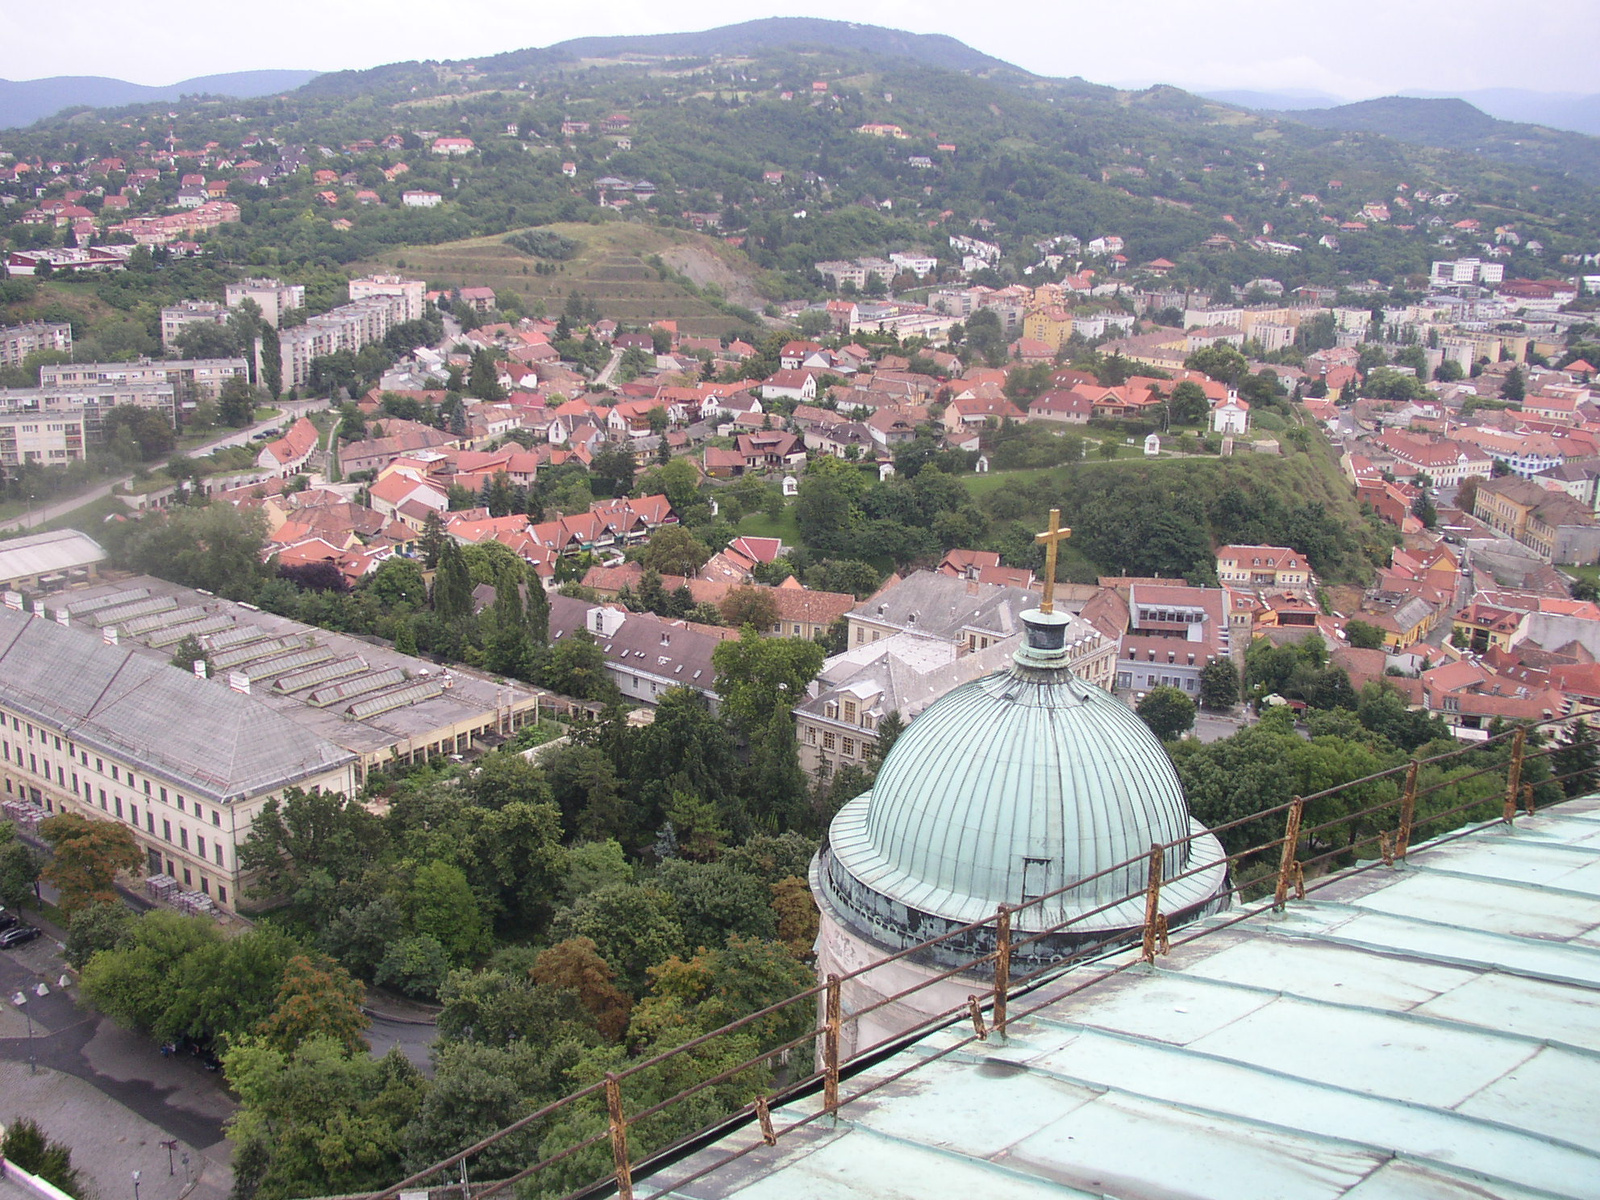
[360,223,764,336]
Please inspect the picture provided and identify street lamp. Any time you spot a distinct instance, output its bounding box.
[132,1170,141,1200]
[11,990,34,1075]
[160,1139,178,1175]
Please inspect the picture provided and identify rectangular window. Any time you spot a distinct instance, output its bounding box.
[160,787,168,803]
[143,780,150,796]
[182,868,192,886]
[197,836,206,858]
[211,811,220,827]
[180,828,188,851]
[805,727,816,745]
[162,819,171,842]
[842,737,856,757]
[96,758,103,773]
[200,877,209,896]
[111,765,118,781]
[823,732,837,751]
[131,805,139,826]
[176,796,184,812]
[215,844,224,866]
[115,797,123,819]
[99,788,106,806]
[218,886,227,904]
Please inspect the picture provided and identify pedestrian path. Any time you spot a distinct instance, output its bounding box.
[0,1066,230,1200]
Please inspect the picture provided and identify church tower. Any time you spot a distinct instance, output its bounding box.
[810,512,1230,1057]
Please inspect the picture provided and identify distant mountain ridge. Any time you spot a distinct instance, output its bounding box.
[1205,86,1600,138]
[0,69,321,130]
[297,18,1024,100]
[1285,96,1506,143]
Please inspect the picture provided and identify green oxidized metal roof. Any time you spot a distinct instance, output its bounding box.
[828,613,1210,928]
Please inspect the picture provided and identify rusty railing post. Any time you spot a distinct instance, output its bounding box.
[1139,843,1165,962]
[823,974,841,1117]
[992,904,1011,1037]
[605,1072,634,1200]
[1504,726,1526,824]
[1396,760,1419,860]
[1274,796,1305,911]
[966,995,988,1040]
[754,1095,777,1147]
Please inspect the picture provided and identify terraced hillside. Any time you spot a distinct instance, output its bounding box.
[361,222,771,336]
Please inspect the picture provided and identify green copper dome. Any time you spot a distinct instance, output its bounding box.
[822,610,1226,939]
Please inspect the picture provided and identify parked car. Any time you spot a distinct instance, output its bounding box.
[0,907,15,931]
[0,925,41,948]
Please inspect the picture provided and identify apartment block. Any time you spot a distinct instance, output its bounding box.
[225,278,306,327]
[160,300,230,349]
[0,321,72,368]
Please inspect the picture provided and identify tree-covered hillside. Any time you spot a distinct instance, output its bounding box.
[3,19,1595,306]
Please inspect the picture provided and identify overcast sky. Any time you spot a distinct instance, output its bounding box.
[27,0,1600,97]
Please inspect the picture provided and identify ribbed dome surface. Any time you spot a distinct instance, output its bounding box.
[827,661,1196,929]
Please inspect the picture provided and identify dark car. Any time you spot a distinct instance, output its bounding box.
[0,925,41,948]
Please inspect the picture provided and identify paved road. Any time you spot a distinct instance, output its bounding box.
[0,922,235,1156]
[0,398,329,534]
[592,347,626,388]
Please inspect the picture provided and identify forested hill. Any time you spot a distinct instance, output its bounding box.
[0,69,320,129]
[1276,95,1600,183]
[4,20,1597,294]
[295,19,1034,102]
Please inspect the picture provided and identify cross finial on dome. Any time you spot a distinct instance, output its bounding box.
[1035,508,1071,614]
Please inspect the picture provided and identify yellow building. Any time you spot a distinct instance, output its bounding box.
[1022,307,1074,350]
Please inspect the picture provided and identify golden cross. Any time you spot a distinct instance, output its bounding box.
[1035,508,1072,615]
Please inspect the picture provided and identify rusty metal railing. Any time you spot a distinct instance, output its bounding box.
[362,713,1594,1200]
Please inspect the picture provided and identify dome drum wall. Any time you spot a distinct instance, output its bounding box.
[816,830,1229,977]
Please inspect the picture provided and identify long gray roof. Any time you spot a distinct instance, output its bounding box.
[0,528,105,582]
[0,606,352,803]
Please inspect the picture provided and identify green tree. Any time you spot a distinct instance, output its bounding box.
[542,628,619,702]
[431,537,474,623]
[468,348,506,401]
[366,557,428,609]
[1198,658,1240,712]
[642,525,712,576]
[1184,344,1249,387]
[62,900,135,969]
[712,628,825,739]
[218,375,259,428]
[112,503,272,598]
[1345,619,1387,650]
[590,444,637,498]
[720,586,779,631]
[38,814,142,915]
[1169,380,1210,425]
[1501,366,1525,403]
[408,859,488,963]
[0,822,42,910]
[550,883,686,995]
[1551,718,1600,797]
[236,787,387,924]
[1136,685,1197,742]
[1,1120,83,1198]
[225,1036,425,1199]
